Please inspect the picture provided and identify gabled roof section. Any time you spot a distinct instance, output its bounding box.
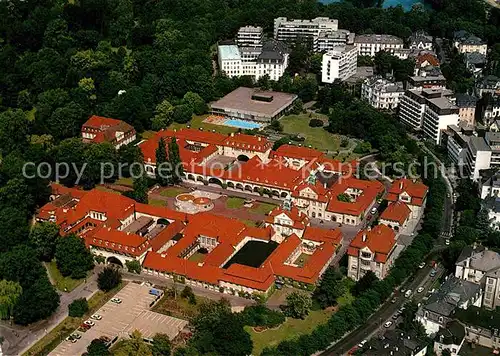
[386,178,428,206]
[379,201,411,225]
[327,177,384,216]
[348,225,396,263]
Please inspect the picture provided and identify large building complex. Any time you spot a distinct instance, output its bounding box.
[273,16,338,43]
[361,77,405,110]
[321,45,358,83]
[209,87,297,123]
[453,30,488,55]
[354,34,404,57]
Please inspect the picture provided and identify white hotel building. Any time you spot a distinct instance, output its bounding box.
[321,45,357,83]
[354,34,404,57]
[274,17,338,43]
[361,77,405,110]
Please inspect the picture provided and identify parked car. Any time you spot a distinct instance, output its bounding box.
[445,239,450,246]
[99,336,111,343]
[418,262,426,269]
[405,290,412,298]
[384,321,393,328]
[417,287,424,293]
[111,298,122,304]
[391,297,397,304]
[84,320,95,327]
[80,323,91,330]
[358,340,368,348]
[430,270,437,277]
[392,314,399,320]
[71,333,81,340]
[91,314,102,320]
[370,207,378,215]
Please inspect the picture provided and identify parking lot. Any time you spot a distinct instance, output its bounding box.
[50,283,188,356]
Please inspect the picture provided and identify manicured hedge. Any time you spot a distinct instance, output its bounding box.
[261,153,446,355]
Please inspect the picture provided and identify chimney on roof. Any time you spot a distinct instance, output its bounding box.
[258,136,261,141]
[399,181,403,190]
[362,233,367,242]
[231,132,234,137]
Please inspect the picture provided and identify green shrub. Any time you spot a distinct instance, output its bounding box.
[309,118,323,127]
[68,298,89,317]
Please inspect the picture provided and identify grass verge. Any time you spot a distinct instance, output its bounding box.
[153,293,211,321]
[149,199,165,207]
[46,261,85,292]
[245,309,334,356]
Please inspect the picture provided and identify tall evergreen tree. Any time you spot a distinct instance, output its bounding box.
[155,137,170,186]
[168,137,183,184]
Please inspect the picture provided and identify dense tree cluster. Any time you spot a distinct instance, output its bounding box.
[68,297,89,317]
[97,266,122,292]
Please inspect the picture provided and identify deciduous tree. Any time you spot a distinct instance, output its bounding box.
[97,266,122,292]
[54,235,94,279]
[29,222,60,261]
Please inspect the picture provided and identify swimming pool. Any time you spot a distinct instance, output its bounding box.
[224,119,263,130]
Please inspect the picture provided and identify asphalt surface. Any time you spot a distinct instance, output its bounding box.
[323,264,445,355]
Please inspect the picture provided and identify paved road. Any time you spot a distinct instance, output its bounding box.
[7,269,100,356]
[322,264,445,355]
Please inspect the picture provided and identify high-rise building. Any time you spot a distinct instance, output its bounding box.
[321,45,357,83]
[274,17,338,43]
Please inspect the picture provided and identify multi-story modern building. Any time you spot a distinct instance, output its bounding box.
[313,30,354,52]
[408,67,447,90]
[354,34,404,57]
[444,124,472,166]
[399,88,459,143]
[273,16,338,43]
[361,77,405,110]
[236,26,263,47]
[347,225,399,281]
[321,45,357,83]
[218,40,289,81]
[409,31,433,51]
[81,115,136,149]
[464,136,492,180]
[453,30,488,55]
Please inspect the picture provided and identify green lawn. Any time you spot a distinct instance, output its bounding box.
[250,202,277,215]
[246,309,334,355]
[159,187,187,197]
[293,253,312,267]
[95,185,119,194]
[169,114,238,135]
[141,130,156,139]
[242,219,259,227]
[226,197,245,209]
[149,199,166,207]
[188,252,207,263]
[46,261,85,292]
[153,293,211,320]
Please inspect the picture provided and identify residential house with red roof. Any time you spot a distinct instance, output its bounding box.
[379,201,411,234]
[82,115,136,149]
[386,178,428,220]
[347,224,398,280]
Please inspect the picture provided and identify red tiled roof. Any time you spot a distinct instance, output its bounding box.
[415,53,439,67]
[348,225,396,263]
[386,179,428,207]
[221,263,275,291]
[223,133,271,153]
[272,144,323,161]
[379,201,411,225]
[327,177,384,216]
[82,116,135,145]
[150,220,186,252]
[303,227,342,245]
[85,225,150,256]
[291,180,330,203]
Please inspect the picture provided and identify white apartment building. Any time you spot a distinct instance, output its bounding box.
[361,77,405,110]
[444,124,471,166]
[464,136,492,180]
[453,30,488,55]
[399,88,458,142]
[354,34,404,57]
[274,16,338,43]
[236,26,263,47]
[313,30,354,52]
[321,45,357,83]
[422,97,460,144]
[218,40,289,81]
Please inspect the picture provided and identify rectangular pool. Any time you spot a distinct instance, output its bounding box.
[223,119,263,130]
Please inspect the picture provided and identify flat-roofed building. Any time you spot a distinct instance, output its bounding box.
[274,16,338,43]
[321,45,357,83]
[423,95,460,144]
[210,87,297,123]
[314,30,354,52]
[236,26,263,47]
[218,44,243,77]
[455,93,477,127]
[464,136,492,180]
[354,34,404,57]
